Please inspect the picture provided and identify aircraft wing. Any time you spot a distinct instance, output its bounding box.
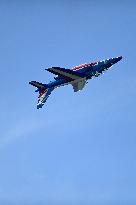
[71,78,86,92]
[46,67,85,81]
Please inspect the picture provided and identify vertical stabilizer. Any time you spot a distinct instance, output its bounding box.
[37,87,54,109]
[29,81,54,109]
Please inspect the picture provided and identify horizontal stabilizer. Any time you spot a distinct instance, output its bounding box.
[29,81,48,90]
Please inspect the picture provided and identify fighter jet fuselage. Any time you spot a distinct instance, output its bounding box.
[29,56,122,109]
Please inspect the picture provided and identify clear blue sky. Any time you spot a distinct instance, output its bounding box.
[0,1,136,204]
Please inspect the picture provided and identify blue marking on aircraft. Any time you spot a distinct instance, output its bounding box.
[29,56,122,109]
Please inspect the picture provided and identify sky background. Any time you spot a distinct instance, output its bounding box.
[0,0,136,204]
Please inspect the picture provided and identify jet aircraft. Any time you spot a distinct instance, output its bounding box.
[29,56,122,109]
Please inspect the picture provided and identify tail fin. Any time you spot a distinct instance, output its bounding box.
[29,81,54,109]
[37,87,54,109]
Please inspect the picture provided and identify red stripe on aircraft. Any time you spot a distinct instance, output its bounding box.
[71,62,97,71]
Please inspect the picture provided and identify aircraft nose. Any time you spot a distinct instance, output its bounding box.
[116,56,122,61]
[111,56,123,64]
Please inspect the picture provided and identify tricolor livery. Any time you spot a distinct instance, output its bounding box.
[29,56,122,109]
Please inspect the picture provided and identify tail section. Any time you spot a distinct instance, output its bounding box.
[37,87,54,109]
[29,81,54,109]
[29,81,48,90]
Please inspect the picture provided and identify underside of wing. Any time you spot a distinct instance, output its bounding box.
[46,67,85,81]
[71,79,86,92]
